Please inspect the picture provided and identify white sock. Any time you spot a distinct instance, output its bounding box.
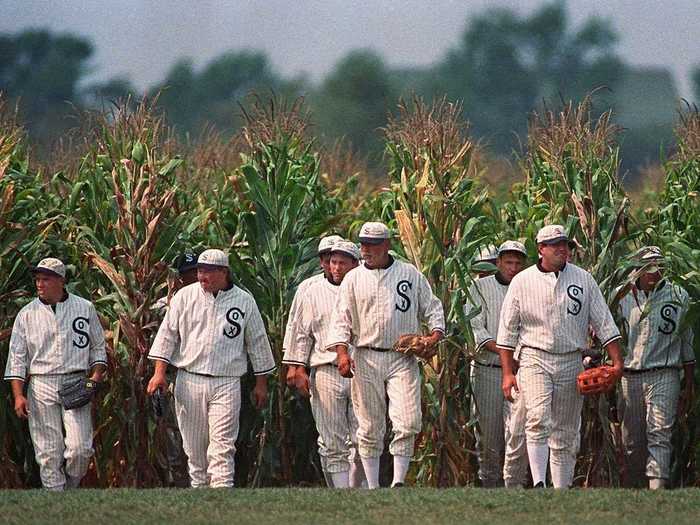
[527,442,549,486]
[550,461,572,489]
[330,471,350,489]
[649,478,666,490]
[392,455,411,486]
[349,460,366,488]
[360,456,381,489]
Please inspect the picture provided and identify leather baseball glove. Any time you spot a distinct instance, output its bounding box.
[151,389,168,418]
[393,334,429,358]
[577,365,617,395]
[59,376,99,410]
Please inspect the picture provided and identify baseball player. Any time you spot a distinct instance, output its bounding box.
[151,251,201,487]
[618,246,695,489]
[474,244,499,278]
[4,258,107,490]
[496,225,625,488]
[146,249,276,488]
[467,240,528,487]
[283,241,364,488]
[328,221,445,489]
[284,234,343,389]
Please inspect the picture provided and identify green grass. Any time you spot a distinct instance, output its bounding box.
[1,488,699,525]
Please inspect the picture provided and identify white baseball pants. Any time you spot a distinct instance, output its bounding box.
[351,350,421,458]
[518,348,583,488]
[174,370,241,488]
[619,368,680,484]
[27,373,94,490]
[503,374,529,488]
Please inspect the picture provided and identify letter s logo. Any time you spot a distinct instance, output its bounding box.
[658,304,678,335]
[223,307,245,339]
[72,317,90,348]
[395,280,412,312]
[567,285,583,316]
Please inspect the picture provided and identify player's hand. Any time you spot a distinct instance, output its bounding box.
[610,364,624,384]
[294,368,311,398]
[254,381,269,410]
[14,394,29,419]
[147,372,168,395]
[337,353,354,378]
[678,383,695,419]
[502,373,519,403]
[285,365,298,388]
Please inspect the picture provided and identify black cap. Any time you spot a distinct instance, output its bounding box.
[173,251,200,274]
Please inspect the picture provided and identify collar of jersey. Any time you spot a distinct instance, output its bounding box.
[536,259,566,275]
[364,255,394,271]
[39,290,69,306]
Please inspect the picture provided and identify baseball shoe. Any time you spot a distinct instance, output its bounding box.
[391,482,405,488]
[533,481,546,489]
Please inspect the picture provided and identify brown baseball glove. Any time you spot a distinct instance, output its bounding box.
[393,333,428,357]
[577,365,617,395]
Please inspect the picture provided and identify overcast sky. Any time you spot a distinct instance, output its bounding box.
[3,0,698,98]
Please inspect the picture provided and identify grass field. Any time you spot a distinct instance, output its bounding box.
[1,488,699,525]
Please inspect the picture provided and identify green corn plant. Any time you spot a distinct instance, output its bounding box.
[380,96,495,486]
[55,99,190,487]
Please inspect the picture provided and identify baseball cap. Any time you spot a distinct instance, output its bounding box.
[498,240,527,257]
[474,244,498,263]
[536,225,568,245]
[637,245,664,262]
[330,240,361,260]
[318,235,344,255]
[173,251,201,274]
[358,222,391,245]
[32,257,66,278]
[197,249,229,269]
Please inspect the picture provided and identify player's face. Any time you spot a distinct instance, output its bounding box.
[330,253,358,284]
[538,240,568,271]
[197,266,229,293]
[34,272,65,303]
[496,253,526,283]
[319,253,332,277]
[360,240,390,268]
[639,267,663,291]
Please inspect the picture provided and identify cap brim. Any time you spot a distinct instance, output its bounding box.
[498,250,527,257]
[31,267,64,278]
[330,249,359,260]
[178,263,198,273]
[196,263,227,270]
[358,237,386,245]
[539,236,568,245]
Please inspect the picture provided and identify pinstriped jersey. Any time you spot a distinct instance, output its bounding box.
[327,259,445,350]
[4,293,107,381]
[284,278,351,367]
[148,282,275,377]
[282,273,324,352]
[619,281,695,369]
[466,275,509,365]
[496,262,620,354]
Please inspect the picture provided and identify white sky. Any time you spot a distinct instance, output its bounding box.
[2,0,698,98]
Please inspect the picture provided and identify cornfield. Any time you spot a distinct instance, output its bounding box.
[0,92,698,488]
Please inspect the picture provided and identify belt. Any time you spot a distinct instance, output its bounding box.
[361,346,392,353]
[183,369,216,377]
[473,361,502,369]
[623,366,677,375]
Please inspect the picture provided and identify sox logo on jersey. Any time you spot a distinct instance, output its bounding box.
[395,280,412,312]
[223,307,244,339]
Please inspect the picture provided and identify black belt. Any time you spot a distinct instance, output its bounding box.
[183,369,216,377]
[473,361,502,369]
[623,366,677,375]
[361,346,392,353]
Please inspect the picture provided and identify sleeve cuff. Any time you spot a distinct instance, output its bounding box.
[3,375,26,382]
[601,334,622,348]
[475,337,494,352]
[325,342,349,351]
[430,327,446,335]
[282,359,307,366]
[496,343,515,351]
[683,359,696,365]
[89,360,108,367]
[253,365,277,376]
[148,355,171,364]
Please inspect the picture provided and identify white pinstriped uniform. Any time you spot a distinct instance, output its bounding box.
[497,262,621,488]
[149,282,276,488]
[282,273,325,355]
[282,278,361,475]
[327,259,445,459]
[618,282,695,483]
[4,293,107,490]
[467,274,524,487]
[502,374,529,487]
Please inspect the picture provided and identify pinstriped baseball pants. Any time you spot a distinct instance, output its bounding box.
[174,370,241,488]
[351,350,421,458]
[310,364,361,473]
[518,348,582,487]
[27,373,94,490]
[503,376,529,487]
[619,369,680,483]
[470,363,505,487]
